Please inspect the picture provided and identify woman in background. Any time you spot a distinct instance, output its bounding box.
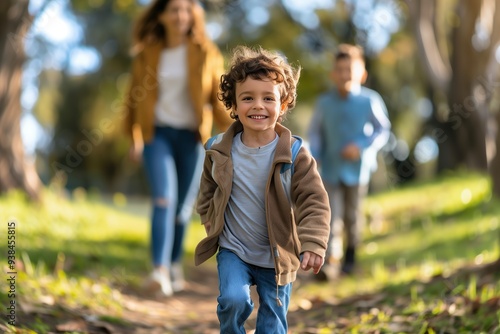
[124,0,232,296]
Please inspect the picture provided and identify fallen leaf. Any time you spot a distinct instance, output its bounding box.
[56,319,87,332]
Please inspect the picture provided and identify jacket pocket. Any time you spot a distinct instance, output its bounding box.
[290,212,301,258]
[205,200,215,232]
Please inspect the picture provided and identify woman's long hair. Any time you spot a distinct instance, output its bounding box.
[131,0,206,53]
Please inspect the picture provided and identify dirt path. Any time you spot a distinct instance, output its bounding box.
[118,264,224,334]
[6,260,279,334]
[5,263,227,334]
[114,263,323,334]
[111,263,314,333]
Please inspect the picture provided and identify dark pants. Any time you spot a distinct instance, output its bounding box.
[324,182,368,262]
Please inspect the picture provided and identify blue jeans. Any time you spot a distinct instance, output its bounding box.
[142,126,204,267]
[216,248,292,334]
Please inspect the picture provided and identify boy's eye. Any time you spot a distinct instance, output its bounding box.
[241,96,252,101]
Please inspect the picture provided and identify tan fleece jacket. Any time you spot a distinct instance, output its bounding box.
[195,121,331,286]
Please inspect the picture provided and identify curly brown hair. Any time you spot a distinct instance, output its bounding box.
[219,46,301,120]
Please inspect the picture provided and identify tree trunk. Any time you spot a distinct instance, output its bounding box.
[403,0,451,93]
[0,0,41,200]
[445,0,490,172]
[491,110,500,197]
[405,0,499,172]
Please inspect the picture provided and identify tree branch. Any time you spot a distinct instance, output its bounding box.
[403,0,451,92]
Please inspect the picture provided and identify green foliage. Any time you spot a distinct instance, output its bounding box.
[43,0,141,193]
[34,0,432,192]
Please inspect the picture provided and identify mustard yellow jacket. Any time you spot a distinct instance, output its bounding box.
[123,38,233,144]
[195,121,331,286]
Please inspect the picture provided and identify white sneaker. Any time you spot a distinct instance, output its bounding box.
[149,267,173,297]
[170,263,185,292]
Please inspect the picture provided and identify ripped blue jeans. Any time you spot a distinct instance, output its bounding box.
[142,126,204,267]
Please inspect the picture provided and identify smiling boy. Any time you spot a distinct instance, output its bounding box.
[194,46,330,333]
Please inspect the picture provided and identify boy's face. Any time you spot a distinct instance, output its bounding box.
[330,57,367,94]
[234,77,285,137]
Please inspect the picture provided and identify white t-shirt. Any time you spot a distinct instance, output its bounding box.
[154,44,197,130]
[219,132,279,268]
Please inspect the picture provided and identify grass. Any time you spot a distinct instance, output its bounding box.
[0,191,145,333]
[290,171,500,333]
[0,171,499,333]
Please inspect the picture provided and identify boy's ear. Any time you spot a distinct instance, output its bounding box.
[360,69,368,84]
[280,103,287,114]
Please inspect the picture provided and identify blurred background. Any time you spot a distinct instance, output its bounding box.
[2,1,500,331]
[1,0,500,200]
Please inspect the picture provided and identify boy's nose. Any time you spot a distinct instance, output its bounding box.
[252,100,264,110]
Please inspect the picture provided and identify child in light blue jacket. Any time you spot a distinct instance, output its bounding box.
[308,44,391,277]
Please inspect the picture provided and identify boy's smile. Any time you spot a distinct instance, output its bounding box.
[234,77,285,147]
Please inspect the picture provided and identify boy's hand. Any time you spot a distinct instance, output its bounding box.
[300,251,324,274]
[341,143,360,161]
